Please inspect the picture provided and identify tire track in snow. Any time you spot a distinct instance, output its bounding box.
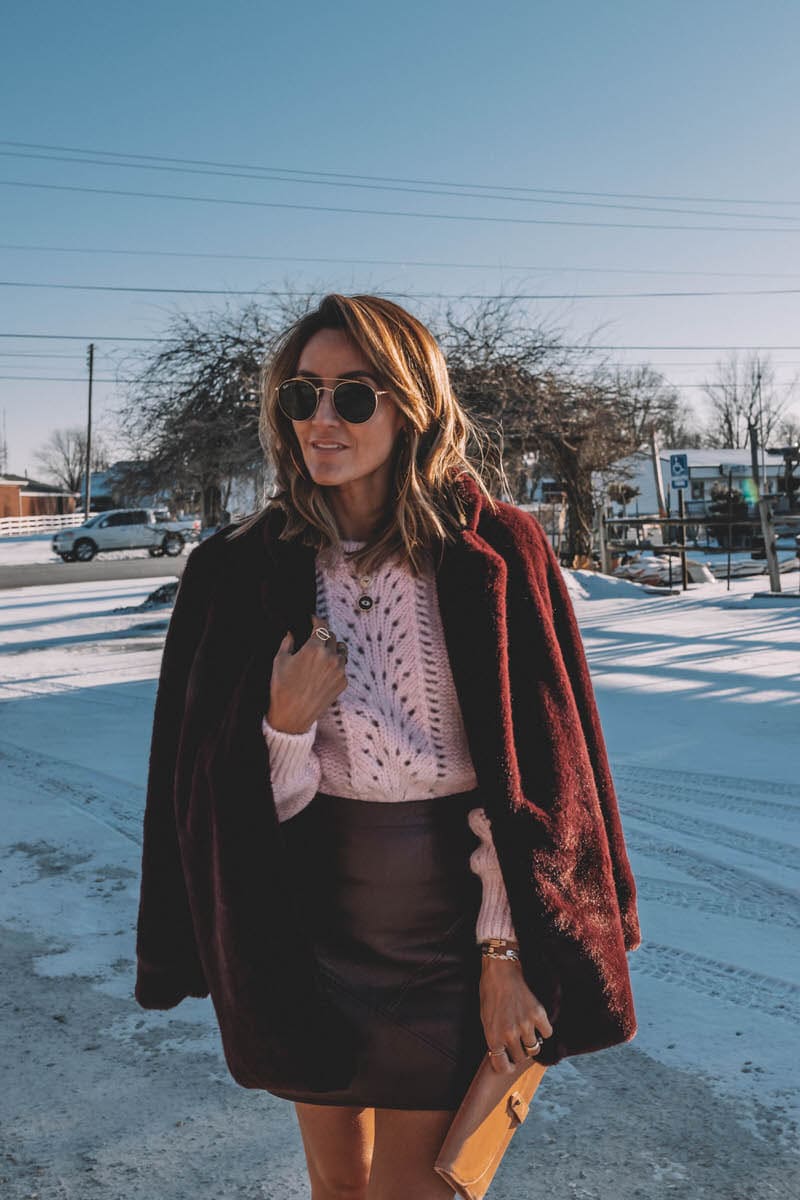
[624,801,798,870]
[630,942,800,1025]
[0,740,142,845]
[615,763,800,823]
[634,873,800,930]
[626,832,799,930]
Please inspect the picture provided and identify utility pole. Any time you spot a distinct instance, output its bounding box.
[650,426,668,517]
[749,420,781,593]
[84,343,94,520]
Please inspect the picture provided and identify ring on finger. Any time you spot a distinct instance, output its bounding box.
[336,640,348,658]
[523,1034,543,1055]
[314,626,332,642]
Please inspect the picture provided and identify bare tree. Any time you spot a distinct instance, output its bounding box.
[433,296,642,560]
[113,302,282,525]
[775,414,800,445]
[435,296,582,500]
[610,364,702,448]
[701,352,793,448]
[33,427,111,492]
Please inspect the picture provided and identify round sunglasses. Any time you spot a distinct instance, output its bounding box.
[276,377,389,425]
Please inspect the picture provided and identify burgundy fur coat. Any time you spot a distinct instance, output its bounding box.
[134,472,642,1091]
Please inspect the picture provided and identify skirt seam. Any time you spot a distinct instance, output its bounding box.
[317,963,461,1064]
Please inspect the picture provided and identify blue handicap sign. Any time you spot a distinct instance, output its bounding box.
[670,453,689,489]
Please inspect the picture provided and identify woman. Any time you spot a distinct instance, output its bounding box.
[135,293,641,1200]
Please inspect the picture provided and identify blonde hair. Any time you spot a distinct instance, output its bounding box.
[227,293,505,577]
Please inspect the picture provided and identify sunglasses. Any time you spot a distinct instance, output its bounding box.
[276,377,390,424]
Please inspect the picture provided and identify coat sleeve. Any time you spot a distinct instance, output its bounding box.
[534,523,642,952]
[134,546,215,1009]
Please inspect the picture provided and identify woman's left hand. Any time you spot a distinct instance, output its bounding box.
[479,955,553,1073]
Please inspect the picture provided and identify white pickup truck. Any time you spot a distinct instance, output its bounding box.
[52,507,197,562]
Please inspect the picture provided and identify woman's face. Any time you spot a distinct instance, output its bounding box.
[290,327,406,489]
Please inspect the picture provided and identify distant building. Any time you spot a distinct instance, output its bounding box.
[605,447,797,518]
[0,473,78,520]
[75,460,178,511]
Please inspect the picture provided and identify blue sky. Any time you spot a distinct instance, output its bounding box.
[2,0,799,475]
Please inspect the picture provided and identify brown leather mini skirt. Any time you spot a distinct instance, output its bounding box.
[270,788,488,1110]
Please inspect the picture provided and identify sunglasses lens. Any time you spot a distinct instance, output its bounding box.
[334,381,377,423]
[278,379,317,420]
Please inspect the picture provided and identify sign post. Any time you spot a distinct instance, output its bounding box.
[669,454,689,590]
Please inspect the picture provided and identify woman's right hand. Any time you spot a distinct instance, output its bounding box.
[266,613,349,734]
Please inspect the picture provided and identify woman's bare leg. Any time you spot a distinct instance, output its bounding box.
[366,1108,456,1200]
[293,1101,375,1200]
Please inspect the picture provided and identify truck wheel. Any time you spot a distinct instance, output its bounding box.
[163,532,185,557]
[59,552,76,563]
[74,539,97,562]
[148,546,164,558]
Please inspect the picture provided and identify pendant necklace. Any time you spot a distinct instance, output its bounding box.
[356,569,375,612]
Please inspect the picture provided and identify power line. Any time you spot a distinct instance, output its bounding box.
[3,138,800,208]
[1,374,797,389]
[4,349,800,368]
[1,349,798,370]
[3,240,800,280]
[3,333,800,350]
[0,350,90,358]
[2,146,799,224]
[4,279,800,300]
[2,178,800,234]
[0,332,169,342]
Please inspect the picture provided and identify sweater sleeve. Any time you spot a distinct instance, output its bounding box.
[467,807,518,943]
[262,714,322,822]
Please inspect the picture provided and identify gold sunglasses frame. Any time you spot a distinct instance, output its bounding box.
[276,377,391,423]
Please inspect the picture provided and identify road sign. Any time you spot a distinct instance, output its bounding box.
[670,453,689,489]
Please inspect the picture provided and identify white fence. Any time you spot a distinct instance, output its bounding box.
[0,512,95,538]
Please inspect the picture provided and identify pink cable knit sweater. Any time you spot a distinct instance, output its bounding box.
[262,538,517,943]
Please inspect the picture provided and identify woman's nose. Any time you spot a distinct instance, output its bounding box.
[315,386,338,418]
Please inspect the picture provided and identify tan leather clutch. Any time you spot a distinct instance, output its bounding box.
[434,1051,547,1200]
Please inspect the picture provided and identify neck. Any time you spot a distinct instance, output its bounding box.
[327,474,391,542]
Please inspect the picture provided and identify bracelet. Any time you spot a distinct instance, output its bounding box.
[480,937,521,962]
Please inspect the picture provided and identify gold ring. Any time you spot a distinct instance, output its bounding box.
[314,626,332,642]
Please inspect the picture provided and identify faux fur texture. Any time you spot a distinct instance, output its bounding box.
[134,472,642,1090]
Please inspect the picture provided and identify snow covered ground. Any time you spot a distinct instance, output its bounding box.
[1,558,798,1198]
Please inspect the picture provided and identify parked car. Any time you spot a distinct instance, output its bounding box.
[52,508,186,562]
[152,509,202,542]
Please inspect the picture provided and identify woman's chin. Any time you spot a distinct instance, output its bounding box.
[309,460,350,482]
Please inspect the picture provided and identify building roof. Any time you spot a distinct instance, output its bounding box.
[0,473,78,495]
[656,447,788,469]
